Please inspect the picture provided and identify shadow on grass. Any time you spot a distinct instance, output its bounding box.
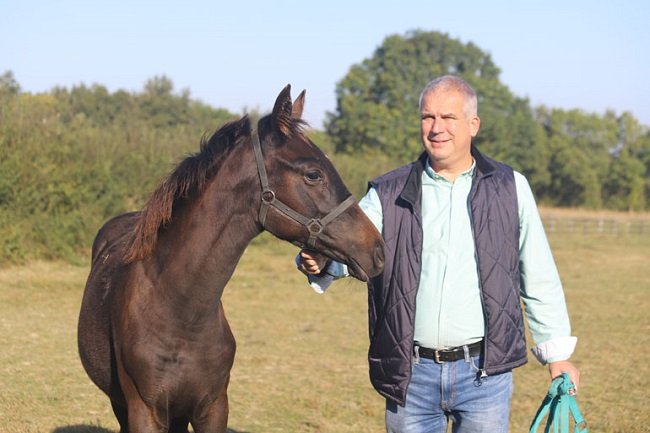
[52,426,251,433]
[52,427,114,433]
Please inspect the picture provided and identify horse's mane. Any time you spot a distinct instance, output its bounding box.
[122,114,308,263]
[123,116,251,263]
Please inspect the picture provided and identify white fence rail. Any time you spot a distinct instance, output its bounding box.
[543,218,649,236]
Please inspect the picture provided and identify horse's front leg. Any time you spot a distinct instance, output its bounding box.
[125,397,168,433]
[110,400,129,433]
[116,362,168,433]
[191,375,230,433]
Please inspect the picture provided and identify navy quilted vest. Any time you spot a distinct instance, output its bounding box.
[367,146,528,406]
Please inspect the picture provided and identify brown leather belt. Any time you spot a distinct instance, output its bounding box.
[416,341,483,363]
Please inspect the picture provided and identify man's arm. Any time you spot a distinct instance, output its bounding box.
[515,172,580,389]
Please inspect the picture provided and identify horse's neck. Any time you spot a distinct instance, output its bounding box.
[148,146,260,308]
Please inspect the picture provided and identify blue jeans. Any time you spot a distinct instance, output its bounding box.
[385,354,513,433]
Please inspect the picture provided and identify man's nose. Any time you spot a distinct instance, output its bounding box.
[427,127,440,141]
[428,120,443,138]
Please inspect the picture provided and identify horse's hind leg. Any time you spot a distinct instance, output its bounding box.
[111,400,129,433]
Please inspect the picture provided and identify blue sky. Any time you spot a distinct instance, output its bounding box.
[2,0,649,128]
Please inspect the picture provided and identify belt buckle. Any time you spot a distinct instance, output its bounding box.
[433,349,444,364]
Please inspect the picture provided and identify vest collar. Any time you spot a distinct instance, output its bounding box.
[399,145,495,211]
[471,145,497,179]
[398,152,427,212]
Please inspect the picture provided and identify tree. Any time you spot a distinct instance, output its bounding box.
[537,108,627,208]
[476,89,551,193]
[617,113,650,208]
[0,74,238,263]
[604,148,646,210]
[640,132,650,206]
[0,70,20,96]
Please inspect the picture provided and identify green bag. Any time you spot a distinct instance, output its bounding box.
[529,372,587,433]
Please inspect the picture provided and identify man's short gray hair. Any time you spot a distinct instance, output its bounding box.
[419,75,478,117]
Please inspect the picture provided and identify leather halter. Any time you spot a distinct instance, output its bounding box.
[251,128,356,249]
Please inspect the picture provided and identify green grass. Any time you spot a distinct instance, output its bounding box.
[1,232,648,432]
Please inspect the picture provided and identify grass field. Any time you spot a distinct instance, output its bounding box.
[1,225,649,432]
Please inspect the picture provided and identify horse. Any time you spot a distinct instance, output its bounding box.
[77,85,385,433]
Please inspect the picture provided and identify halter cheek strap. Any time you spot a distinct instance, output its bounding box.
[251,128,355,249]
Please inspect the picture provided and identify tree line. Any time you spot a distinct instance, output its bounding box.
[1,31,649,264]
[0,73,235,263]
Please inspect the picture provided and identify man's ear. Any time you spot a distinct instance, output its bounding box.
[470,115,481,137]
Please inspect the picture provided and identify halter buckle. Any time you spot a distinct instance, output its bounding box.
[261,189,275,204]
[306,219,324,234]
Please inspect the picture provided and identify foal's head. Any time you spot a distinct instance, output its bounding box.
[251,85,384,280]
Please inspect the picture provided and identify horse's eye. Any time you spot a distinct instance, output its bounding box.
[305,170,322,182]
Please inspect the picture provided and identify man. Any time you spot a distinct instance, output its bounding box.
[299,75,579,433]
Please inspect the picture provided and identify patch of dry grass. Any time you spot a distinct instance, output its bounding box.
[1,225,648,432]
[0,261,117,432]
[510,232,650,432]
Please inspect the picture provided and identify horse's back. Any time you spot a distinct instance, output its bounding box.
[78,212,139,397]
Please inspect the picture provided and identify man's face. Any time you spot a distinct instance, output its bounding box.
[420,89,480,171]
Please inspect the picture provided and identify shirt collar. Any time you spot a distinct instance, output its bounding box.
[424,158,476,182]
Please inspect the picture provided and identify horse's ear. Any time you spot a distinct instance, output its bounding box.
[271,84,293,136]
[291,90,306,119]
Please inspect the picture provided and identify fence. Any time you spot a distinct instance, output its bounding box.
[542,217,650,236]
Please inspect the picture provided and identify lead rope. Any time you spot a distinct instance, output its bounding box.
[529,372,588,433]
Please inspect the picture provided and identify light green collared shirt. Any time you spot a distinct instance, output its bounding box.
[415,161,483,348]
[307,159,577,363]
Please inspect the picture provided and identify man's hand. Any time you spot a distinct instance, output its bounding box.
[549,360,580,393]
[298,249,329,275]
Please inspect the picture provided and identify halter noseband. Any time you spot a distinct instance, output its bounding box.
[251,128,356,249]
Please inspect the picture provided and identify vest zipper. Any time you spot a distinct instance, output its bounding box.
[468,181,489,379]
